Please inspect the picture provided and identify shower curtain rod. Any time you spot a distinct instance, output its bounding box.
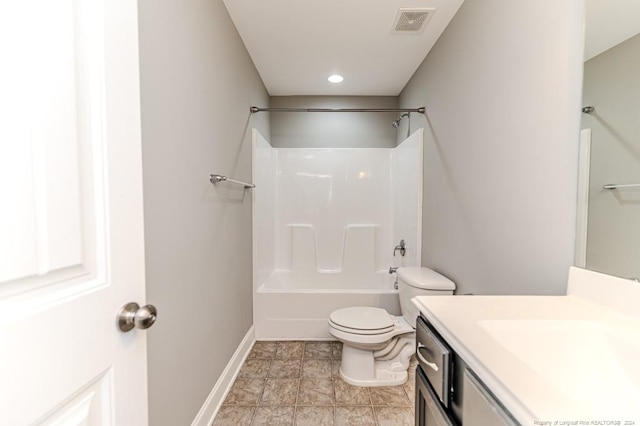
[250,106,426,114]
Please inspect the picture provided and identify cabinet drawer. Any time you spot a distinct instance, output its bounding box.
[416,316,451,407]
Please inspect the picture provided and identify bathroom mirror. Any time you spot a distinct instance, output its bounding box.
[578,0,640,279]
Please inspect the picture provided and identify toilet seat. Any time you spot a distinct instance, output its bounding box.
[328,307,414,347]
[329,307,394,335]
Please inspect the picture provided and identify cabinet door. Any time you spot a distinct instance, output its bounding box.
[462,370,517,426]
[416,366,455,426]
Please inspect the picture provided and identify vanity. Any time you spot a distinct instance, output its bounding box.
[412,267,640,425]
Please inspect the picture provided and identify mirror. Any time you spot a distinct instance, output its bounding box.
[578,0,640,279]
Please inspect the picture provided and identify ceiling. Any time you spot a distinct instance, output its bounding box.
[585,0,640,60]
[223,0,640,97]
[223,0,464,96]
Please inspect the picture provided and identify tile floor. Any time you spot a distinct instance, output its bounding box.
[213,341,417,426]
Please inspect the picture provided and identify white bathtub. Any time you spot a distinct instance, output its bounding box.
[254,271,401,340]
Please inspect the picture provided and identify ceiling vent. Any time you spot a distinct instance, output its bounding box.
[392,8,434,33]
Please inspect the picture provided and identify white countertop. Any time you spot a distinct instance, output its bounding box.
[412,267,640,425]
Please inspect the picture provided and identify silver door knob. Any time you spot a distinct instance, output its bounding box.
[117,302,157,332]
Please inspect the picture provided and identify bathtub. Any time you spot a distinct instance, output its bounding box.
[254,270,401,340]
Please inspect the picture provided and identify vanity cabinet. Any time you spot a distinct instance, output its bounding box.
[415,314,518,426]
[413,269,640,424]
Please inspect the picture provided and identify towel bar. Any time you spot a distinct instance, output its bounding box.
[603,183,640,190]
[209,174,255,189]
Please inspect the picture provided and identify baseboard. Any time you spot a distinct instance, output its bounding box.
[191,325,255,426]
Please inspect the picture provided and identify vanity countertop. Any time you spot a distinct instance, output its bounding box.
[412,267,640,425]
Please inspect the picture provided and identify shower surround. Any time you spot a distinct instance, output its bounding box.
[253,129,423,339]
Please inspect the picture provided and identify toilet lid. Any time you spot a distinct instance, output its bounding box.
[329,307,394,334]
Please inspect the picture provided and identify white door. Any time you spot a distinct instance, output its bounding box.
[0,0,150,424]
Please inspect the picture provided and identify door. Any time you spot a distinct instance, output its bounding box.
[0,0,149,424]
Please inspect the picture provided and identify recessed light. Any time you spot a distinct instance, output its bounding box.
[328,74,344,83]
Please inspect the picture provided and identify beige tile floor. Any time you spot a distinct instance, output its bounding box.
[213,341,417,426]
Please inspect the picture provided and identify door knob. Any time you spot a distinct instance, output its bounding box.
[117,302,157,332]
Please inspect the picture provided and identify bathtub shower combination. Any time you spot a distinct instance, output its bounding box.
[252,129,423,339]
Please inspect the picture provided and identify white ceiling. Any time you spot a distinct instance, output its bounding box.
[223,0,465,96]
[223,0,640,96]
[585,0,640,60]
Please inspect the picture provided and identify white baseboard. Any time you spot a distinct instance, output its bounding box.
[191,325,255,426]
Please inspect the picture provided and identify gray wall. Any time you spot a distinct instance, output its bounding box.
[137,0,270,425]
[582,33,640,279]
[270,96,398,148]
[399,0,584,295]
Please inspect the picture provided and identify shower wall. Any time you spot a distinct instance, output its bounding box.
[253,130,276,287]
[255,129,423,277]
[254,129,425,279]
[391,131,423,266]
[275,148,392,273]
[252,129,423,338]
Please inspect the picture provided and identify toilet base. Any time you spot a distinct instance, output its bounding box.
[338,335,415,387]
[339,366,408,387]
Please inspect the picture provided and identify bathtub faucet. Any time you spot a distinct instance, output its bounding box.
[393,239,406,257]
[389,267,398,274]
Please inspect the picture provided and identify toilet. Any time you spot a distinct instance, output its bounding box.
[328,267,455,387]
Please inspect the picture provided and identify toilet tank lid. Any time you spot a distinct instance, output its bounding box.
[397,267,456,291]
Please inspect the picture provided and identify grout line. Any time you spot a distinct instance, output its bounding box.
[252,379,267,425]
[371,403,379,426]
[247,404,257,426]
[293,341,303,424]
[265,358,273,380]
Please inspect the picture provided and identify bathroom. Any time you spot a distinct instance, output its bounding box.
[2,0,639,425]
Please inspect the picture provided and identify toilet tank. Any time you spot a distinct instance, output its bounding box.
[397,267,455,327]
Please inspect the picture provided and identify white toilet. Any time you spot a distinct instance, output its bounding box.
[328,267,455,387]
